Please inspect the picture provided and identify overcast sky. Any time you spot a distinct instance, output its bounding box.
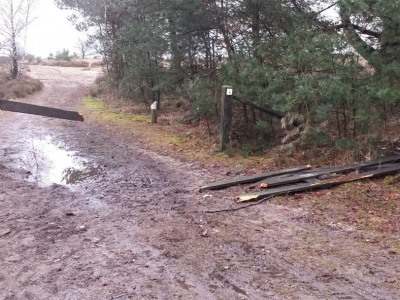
[26,0,87,58]
[24,1,337,59]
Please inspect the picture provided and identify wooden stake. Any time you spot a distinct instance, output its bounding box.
[220,85,233,152]
[151,101,157,124]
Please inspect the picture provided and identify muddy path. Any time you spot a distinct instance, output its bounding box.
[0,66,399,300]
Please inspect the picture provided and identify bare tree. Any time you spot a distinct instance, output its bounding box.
[0,0,35,79]
[75,37,90,59]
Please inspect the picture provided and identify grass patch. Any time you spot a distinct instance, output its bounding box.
[382,173,400,185]
[82,96,151,127]
[79,95,252,169]
[81,87,348,174]
[0,72,43,99]
[84,95,107,111]
[165,137,187,144]
[131,115,148,122]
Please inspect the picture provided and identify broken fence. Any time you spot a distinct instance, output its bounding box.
[200,156,400,203]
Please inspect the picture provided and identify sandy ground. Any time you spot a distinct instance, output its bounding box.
[0,65,399,300]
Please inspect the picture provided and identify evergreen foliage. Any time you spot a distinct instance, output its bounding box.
[55,0,400,152]
[55,48,73,61]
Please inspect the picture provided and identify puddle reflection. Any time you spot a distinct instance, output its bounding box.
[19,136,101,187]
[62,166,104,185]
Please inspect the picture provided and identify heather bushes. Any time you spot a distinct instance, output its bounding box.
[0,72,43,99]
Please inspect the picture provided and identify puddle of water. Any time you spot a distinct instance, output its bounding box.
[62,166,104,185]
[176,279,195,291]
[16,136,100,187]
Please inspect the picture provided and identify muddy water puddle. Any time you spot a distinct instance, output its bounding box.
[13,136,103,187]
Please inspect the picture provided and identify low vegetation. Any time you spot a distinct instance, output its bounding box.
[85,77,398,168]
[51,48,77,61]
[54,0,400,162]
[80,91,400,252]
[28,59,102,69]
[0,72,43,99]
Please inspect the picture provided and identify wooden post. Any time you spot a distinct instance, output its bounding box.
[0,99,84,121]
[243,103,248,125]
[151,101,157,124]
[220,85,233,152]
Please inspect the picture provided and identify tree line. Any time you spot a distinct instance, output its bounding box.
[55,0,400,153]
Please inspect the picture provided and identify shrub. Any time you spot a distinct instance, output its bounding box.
[0,72,43,99]
[26,54,35,63]
[55,49,72,61]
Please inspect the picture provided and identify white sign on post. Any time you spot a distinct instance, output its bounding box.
[151,101,158,110]
[226,88,233,96]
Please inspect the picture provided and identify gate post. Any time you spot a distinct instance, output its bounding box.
[220,85,233,152]
[151,101,157,124]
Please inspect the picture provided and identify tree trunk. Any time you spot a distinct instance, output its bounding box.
[10,0,18,79]
[211,0,235,56]
[169,18,184,84]
[251,3,261,63]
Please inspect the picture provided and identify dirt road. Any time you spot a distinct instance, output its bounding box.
[0,66,399,300]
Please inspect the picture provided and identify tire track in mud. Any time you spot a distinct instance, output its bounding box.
[0,66,399,300]
[0,65,255,299]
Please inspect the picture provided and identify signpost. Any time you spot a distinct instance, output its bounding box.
[220,85,233,152]
[151,101,157,124]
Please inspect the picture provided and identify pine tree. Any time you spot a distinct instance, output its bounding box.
[56,0,400,151]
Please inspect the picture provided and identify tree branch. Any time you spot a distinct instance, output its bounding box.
[314,1,341,17]
[338,2,376,62]
[205,196,273,213]
[233,95,300,127]
[335,23,381,39]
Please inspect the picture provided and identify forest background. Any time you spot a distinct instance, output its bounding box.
[49,0,400,159]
